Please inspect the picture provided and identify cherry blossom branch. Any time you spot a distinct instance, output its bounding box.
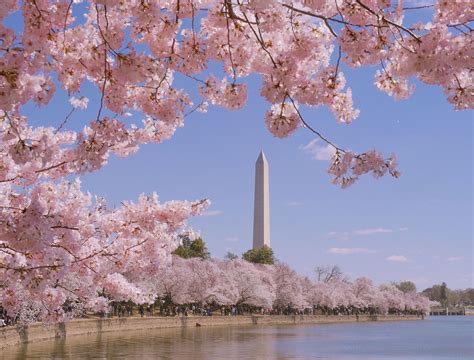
[448,23,473,35]
[95,5,110,121]
[287,94,344,153]
[124,239,149,253]
[55,108,75,134]
[62,0,73,49]
[1,263,62,272]
[184,101,206,118]
[51,225,79,231]
[334,45,342,79]
[282,3,338,37]
[35,161,68,174]
[95,4,119,56]
[355,0,422,43]
[55,283,83,299]
[0,243,27,255]
[402,5,435,10]
[225,10,238,82]
[224,0,257,25]
[237,7,278,68]
[31,0,47,21]
[184,12,193,46]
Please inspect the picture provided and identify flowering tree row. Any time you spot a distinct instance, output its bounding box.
[0,1,468,324]
[150,257,433,314]
[3,257,433,324]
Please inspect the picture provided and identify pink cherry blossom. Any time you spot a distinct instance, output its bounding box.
[265,103,301,138]
[69,96,89,110]
[0,0,468,323]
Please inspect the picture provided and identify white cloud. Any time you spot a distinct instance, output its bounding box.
[300,139,336,161]
[354,228,393,235]
[446,256,463,262]
[339,234,350,241]
[288,201,302,206]
[387,255,409,262]
[327,247,378,255]
[225,237,239,243]
[455,274,473,286]
[201,210,223,217]
[328,227,404,240]
[326,231,350,241]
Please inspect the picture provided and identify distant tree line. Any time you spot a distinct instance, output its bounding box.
[389,280,474,307]
[422,282,474,307]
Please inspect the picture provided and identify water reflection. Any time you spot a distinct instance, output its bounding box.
[5,325,281,360]
[2,317,473,360]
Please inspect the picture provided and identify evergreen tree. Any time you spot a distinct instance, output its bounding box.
[224,252,239,260]
[242,245,275,265]
[172,235,210,260]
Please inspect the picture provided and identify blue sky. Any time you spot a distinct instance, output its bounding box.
[24,66,471,291]
[15,2,473,292]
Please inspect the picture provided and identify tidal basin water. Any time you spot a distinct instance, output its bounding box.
[3,317,473,359]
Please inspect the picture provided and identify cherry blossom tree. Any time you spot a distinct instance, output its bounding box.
[300,275,317,311]
[220,259,275,308]
[185,257,238,305]
[403,289,432,314]
[153,256,196,305]
[379,283,405,313]
[352,277,381,310]
[272,263,308,310]
[310,278,354,311]
[330,279,357,310]
[2,0,468,323]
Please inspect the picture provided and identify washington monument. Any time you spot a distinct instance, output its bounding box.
[253,151,271,249]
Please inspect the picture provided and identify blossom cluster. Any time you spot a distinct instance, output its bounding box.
[0,1,470,187]
[0,183,209,324]
[328,150,400,188]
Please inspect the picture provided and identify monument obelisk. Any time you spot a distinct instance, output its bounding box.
[253,151,270,249]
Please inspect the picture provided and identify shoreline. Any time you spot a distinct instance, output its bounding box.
[0,314,423,349]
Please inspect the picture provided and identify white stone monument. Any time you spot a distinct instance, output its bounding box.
[253,151,271,249]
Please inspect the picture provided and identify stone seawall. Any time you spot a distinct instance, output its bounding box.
[0,314,422,349]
